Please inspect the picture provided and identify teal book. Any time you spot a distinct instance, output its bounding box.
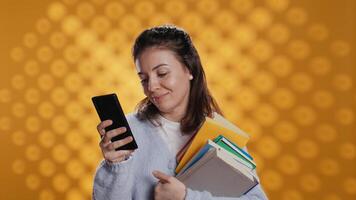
[214,135,256,169]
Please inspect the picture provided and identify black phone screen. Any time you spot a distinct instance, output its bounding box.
[92,93,138,151]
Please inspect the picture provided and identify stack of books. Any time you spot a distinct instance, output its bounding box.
[175,114,259,197]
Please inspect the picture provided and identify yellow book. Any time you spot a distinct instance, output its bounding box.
[175,115,250,173]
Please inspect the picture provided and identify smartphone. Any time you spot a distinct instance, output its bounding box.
[91,93,138,151]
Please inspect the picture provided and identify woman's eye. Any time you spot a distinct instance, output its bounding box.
[140,79,148,84]
[158,73,167,77]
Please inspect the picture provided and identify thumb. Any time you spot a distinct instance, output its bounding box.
[152,170,171,184]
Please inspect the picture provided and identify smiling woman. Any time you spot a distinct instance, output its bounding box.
[92,25,268,200]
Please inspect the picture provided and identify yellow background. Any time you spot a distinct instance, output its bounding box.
[0,0,355,199]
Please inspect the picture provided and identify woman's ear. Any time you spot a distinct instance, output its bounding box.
[189,74,193,80]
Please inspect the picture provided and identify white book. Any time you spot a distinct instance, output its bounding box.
[176,140,259,197]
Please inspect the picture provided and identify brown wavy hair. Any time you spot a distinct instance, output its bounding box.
[132,25,223,134]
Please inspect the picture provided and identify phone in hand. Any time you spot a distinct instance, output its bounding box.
[91,93,138,151]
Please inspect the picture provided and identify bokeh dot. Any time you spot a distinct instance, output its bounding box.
[50,87,70,106]
[231,24,257,48]
[249,39,273,63]
[25,116,41,133]
[38,73,55,91]
[267,23,290,44]
[65,102,84,121]
[39,159,56,177]
[66,188,85,200]
[52,173,71,192]
[64,45,82,64]
[335,108,354,125]
[230,0,254,14]
[273,121,298,142]
[308,24,329,41]
[0,88,11,103]
[288,39,311,60]
[286,7,307,26]
[344,178,356,194]
[91,16,111,35]
[318,158,340,176]
[251,71,275,94]
[281,189,303,200]
[256,136,281,159]
[64,73,84,92]
[312,90,334,109]
[36,18,51,34]
[290,72,313,93]
[308,56,331,76]
[293,106,316,126]
[38,101,55,119]
[12,102,27,118]
[277,154,300,175]
[323,194,342,200]
[12,130,26,146]
[248,7,272,30]
[38,130,56,148]
[66,159,85,179]
[10,47,25,62]
[25,88,41,104]
[76,2,95,20]
[235,56,257,78]
[24,60,40,76]
[314,124,337,143]
[23,32,38,48]
[52,144,71,163]
[234,86,259,110]
[25,144,41,161]
[299,174,321,192]
[51,115,70,135]
[268,55,293,77]
[253,103,279,126]
[333,74,353,91]
[12,159,26,174]
[61,15,82,35]
[297,139,319,159]
[330,40,351,57]
[39,189,55,200]
[265,0,289,12]
[104,1,125,19]
[134,0,156,18]
[270,88,296,109]
[0,116,11,131]
[50,31,67,49]
[26,174,41,190]
[37,46,54,63]
[339,142,355,160]
[50,59,69,77]
[261,169,283,191]
[48,2,67,21]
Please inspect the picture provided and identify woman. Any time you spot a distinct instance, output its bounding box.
[93,25,268,200]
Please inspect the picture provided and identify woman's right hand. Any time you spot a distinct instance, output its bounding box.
[97,120,134,163]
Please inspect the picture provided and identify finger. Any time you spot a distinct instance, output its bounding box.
[107,136,133,150]
[103,127,127,143]
[96,120,113,136]
[152,170,171,184]
[104,150,133,162]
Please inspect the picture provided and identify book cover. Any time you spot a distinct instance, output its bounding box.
[175,116,250,173]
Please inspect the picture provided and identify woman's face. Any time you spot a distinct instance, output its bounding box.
[135,47,193,121]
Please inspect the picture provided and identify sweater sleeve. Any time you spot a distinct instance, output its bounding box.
[92,157,135,200]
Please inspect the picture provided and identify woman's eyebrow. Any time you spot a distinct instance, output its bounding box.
[137,63,168,75]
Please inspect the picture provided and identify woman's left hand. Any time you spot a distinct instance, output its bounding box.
[153,170,186,200]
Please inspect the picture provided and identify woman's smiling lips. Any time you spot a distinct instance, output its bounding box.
[152,93,169,103]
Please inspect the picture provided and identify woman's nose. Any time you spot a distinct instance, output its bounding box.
[147,78,160,92]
